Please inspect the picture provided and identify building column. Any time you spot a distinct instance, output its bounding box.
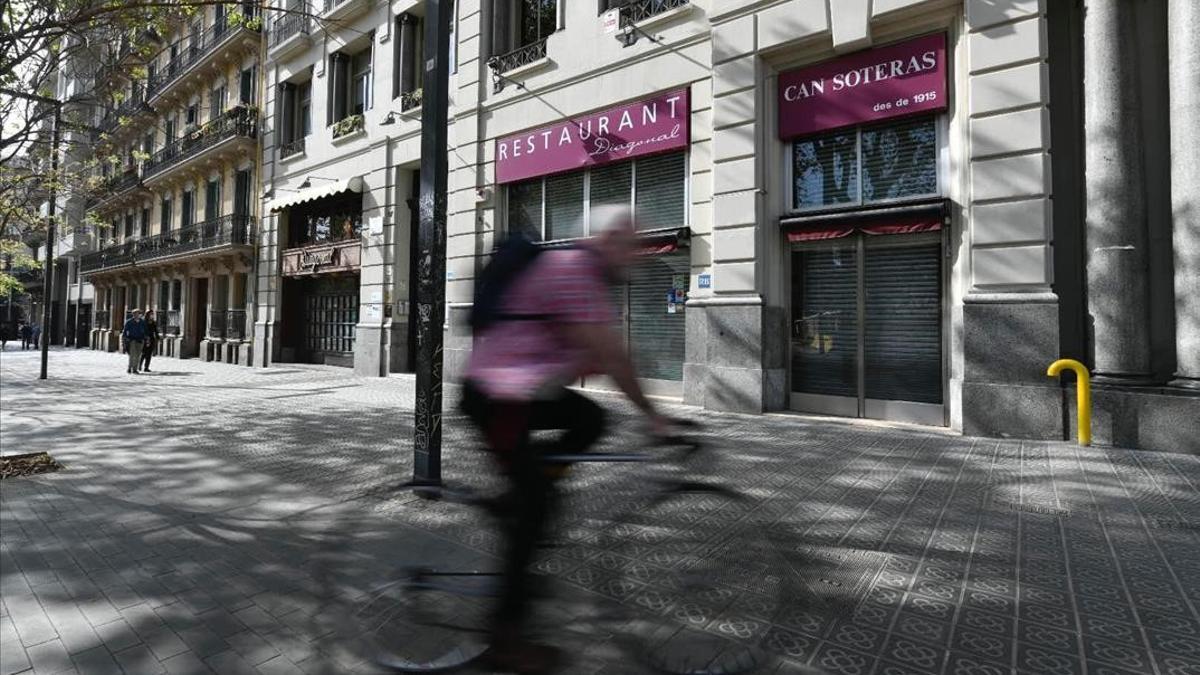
[1169,0,1200,388]
[1083,0,1153,383]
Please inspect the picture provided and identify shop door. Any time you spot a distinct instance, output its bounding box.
[790,232,944,425]
[302,276,358,367]
[583,250,689,398]
[189,278,208,355]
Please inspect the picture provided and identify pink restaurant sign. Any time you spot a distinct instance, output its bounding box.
[495,89,690,184]
[778,33,948,140]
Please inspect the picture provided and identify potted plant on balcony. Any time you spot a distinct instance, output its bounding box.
[332,114,364,139]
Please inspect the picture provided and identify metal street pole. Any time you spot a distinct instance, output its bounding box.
[412,0,452,485]
[40,105,62,380]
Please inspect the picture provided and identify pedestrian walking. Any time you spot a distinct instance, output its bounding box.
[19,321,32,350]
[1,322,10,351]
[30,323,41,349]
[141,309,159,373]
[122,309,147,374]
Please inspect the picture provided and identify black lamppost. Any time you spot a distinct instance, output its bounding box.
[412,0,453,485]
[2,88,62,380]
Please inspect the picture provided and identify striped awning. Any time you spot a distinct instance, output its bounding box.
[267,175,364,212]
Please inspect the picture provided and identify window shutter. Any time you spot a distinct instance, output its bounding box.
[634,152,686,230]
[506,179,542,240]
[544,172,584,240]
[587,161,631,231]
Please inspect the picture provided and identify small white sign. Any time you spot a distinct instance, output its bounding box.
[369,290,383,303]
[602,8,621,34]
[367,213,384,235]
[365,304,382,321]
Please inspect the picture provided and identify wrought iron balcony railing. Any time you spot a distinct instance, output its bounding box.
[79,239,138,274]
[225,309,247,340]
[97,97,150,136]
[280,137,305,159]
[610,0,690,24]
[145,9,261,100]
[207,309,227,339]
[269,4,311,49]
[163,309,181,336]
[79,215,254,275]
[135,214,254,264]
[488,38,548,75]
[95,168,143,201]
[142,106,258,179]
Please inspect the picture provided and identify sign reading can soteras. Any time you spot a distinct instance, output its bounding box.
[495,88,690,184]
[778,33,948,140]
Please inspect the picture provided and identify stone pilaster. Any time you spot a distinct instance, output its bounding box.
[1169,0,1200,389]
[1083,0,1153,383]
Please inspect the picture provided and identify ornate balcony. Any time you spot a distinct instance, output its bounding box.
[268,4,312,59]
[91,168,145,211]
[145,10,262,106]
[279,137,305,159]
[207,310,227,339]
[164,309,181,336]
[142,106,258,185]
[322,0,372,23]
[79,215,254,276]
[612,0,691,24]
[331,113,364,140]
[487,39,548,91]
[96,97,152,138]
[282,239,361,277]
[225,309,248,340]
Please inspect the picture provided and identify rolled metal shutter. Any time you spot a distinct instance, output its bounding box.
[863,241,941,403]
[791,247,859,398]
[627,251,689,381]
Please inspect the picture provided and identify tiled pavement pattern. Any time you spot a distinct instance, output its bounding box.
[1,348,1199,674]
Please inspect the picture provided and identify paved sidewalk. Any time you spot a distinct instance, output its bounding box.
[2,349,1199,674]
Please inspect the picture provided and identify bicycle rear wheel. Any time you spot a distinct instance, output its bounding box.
[315,499,495,672]
[601,482,790,674]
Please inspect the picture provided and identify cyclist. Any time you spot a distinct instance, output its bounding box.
[460,205,669,673]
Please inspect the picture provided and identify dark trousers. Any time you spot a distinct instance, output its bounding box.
[460,381,605,638]
[21,337,31,350]
[141,342,154,370]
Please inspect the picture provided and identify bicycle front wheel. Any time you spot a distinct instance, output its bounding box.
[601,482,790,674]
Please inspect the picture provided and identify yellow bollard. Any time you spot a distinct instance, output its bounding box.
[1047,359,1092,446]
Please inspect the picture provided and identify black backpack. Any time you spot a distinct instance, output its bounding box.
[469,233,548,331]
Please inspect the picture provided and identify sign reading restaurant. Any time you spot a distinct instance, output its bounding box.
[778,33,948,139]
[495,88,690,184]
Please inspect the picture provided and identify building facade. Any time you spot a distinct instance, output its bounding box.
[79,6,264,364]
[52,0,1194,453]
[428,0,1197,453]
[255,0,438,375]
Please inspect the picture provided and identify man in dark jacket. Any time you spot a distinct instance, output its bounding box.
[122,309,147,374]
[19,322,32,350]
[141,310,159,373]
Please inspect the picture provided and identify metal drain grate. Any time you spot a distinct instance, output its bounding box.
[984,492,1094,518]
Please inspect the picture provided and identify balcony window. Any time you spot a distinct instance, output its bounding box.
[124,213,134,240]
[140,208,150,238]
[351,49,372,116]
[393,13,423,108]
[186,103,199,127]
[328,43,371,126]
[492,0,557,63]
[278,78,312,158]
[164,118,176,143]
[206,179,221,220]
[182,190,195,229]
[240,66,257,105]
[210,84,226,121]
[161,197,172,233]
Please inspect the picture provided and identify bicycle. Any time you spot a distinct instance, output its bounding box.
[316,419,793,674]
